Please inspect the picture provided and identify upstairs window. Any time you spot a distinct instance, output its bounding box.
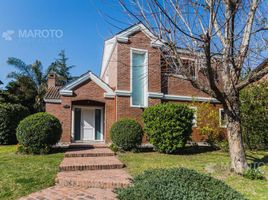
[181,59,196,78]
[131,48,148,107]
[166,56,196,78]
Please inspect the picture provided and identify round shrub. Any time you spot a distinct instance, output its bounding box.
[116,168,246,200]
[142,103,194,153]
[16,112,62,154]
[0,103,29,144]
[110,119,143,151]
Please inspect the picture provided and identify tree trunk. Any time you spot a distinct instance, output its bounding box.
[226,100,248,174]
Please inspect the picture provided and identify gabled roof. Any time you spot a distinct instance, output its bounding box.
[100,23,164,78]
[60,71,114,96]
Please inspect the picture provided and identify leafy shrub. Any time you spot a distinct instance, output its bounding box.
[142,103,194,153]
[195,102,226,147]
[109,143,119,153]
[110,119,143,151]
[16,112,62,154]
[116,168,246,200]
[0,103,29,144]
[243,168,265,180]
[240,82,268,150]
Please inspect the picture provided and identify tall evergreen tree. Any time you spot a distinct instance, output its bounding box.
[47,50,75,85]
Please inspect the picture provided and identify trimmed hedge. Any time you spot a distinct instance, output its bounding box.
[0,103,29,144]
[16,112,62,154]
[142,103,194,153]
[110,119,143,151]
[116,168,246,200]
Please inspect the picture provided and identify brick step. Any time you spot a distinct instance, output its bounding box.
[56,169,132,189]
[59,156,124,171]
[65,148,115,157]
[68,143,108,150]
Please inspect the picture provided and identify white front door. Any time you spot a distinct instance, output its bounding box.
[81,109,95,141]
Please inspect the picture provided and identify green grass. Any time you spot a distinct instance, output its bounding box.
[118,149,268,200]
[0,145,64,200]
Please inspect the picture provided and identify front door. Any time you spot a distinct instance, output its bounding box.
[81,109,95,141]
[74,107,103,141]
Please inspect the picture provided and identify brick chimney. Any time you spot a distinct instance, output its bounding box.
[47,71,57,88]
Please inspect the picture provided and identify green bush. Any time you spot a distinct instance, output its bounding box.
[116,168,246,200]
[0,103,29,144]
[16,112,62,154]
[243,168,265,180]
[110,119,143,151]
[142,103,194,153]
[240,82,268,150]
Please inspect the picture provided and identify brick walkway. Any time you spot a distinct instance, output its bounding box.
[20,145,132,200]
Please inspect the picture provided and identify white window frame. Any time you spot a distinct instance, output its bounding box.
[219,108,227,128]
[172,57,197,80]
[190,106,197,127]
[130,48,148,108]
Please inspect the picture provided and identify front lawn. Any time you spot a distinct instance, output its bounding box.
[118,149,268,200]
[0,145,64,200]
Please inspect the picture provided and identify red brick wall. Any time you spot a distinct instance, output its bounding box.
[46,79,116,143]
[167,77,210,97]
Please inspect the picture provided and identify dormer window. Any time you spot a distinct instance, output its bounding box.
[130,48,148,107]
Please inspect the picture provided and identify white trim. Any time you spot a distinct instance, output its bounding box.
[130,48,148,108]
[163,94,219,103]
[44,99,62,103]
[72,106,104,142]
[90,72,114,94]
[115,90,131,96]
[104,93,115,98]
[219,108,227,128]
[116,36,129,43]
[148,92,164,98]
[59,90,73,96]
[60,72,114,96]
[190,106,198,127]
[101,38,117,78]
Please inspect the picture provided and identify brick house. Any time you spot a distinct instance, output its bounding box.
[44,23,226,144]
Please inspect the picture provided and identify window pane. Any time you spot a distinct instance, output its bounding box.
[132,52,145,106]
[74,108,81,140]
[220,110,227,127]
[95,109,101,140]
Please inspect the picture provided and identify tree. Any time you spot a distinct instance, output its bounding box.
[118,0,268,173]
[6,58,47,112]
[47,50,75,85]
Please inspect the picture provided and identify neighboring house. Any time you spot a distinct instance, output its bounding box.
[44,23,226,144]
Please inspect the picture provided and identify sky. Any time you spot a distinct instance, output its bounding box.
[0,0,131,85]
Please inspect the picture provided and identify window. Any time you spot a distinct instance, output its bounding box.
[181,59,196,78]
[167,57,196,78]
[219,108,227,127]
[190,107,197,127]
[131,48,148,107]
